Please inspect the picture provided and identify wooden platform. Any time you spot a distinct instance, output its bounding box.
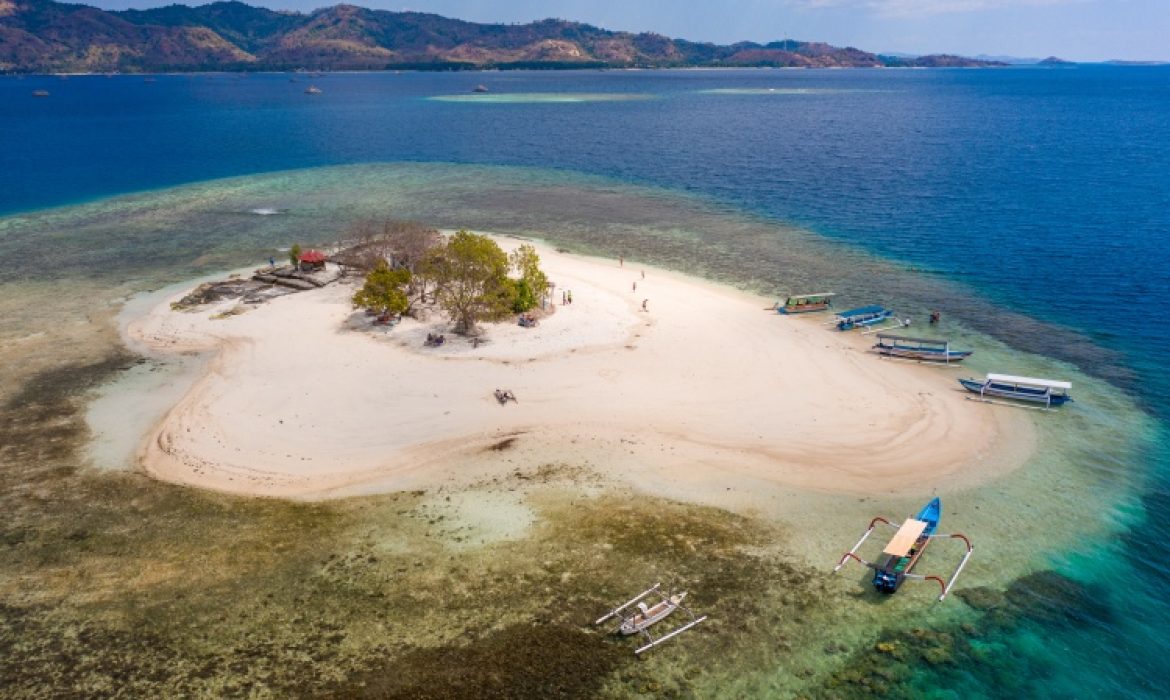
[883,518,927,557]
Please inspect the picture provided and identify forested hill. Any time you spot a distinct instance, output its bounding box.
[0,0,1005,73]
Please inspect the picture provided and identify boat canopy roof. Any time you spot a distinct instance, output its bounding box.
[883,518,928,557]
[836,305,886,318]
[986,373,1071,390]
[875,334,949,346]
[785,293,835,301]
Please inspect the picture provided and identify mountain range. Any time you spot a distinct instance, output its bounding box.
[0,0,1005,73]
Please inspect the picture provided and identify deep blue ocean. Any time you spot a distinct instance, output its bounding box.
[3,66,1169,697]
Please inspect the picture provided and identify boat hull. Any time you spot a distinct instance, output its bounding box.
[959,378,1072,406]
[838,311,893,331]
[876,346,972,363]
[619,593,684,634]
[779,302,831,314]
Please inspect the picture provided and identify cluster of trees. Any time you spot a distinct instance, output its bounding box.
[351,226,549,335]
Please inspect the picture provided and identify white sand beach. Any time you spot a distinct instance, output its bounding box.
[123,237,1033,502]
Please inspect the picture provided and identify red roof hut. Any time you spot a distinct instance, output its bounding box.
[298,249,327,270]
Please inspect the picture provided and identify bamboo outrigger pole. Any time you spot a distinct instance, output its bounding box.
[833,516,892,572]
[634,615,709,655]
[594,583,661,626]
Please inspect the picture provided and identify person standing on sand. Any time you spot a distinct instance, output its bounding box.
[568,290,573,305]
[620,256,624,267]
[641,270,645,280]
[642,299,648,312]
[562,291,566,305]
[633,281,637,292]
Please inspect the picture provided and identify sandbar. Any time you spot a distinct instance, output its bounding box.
[124,237,1033,502]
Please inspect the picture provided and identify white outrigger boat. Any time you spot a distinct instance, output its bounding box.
[594,583,708,654]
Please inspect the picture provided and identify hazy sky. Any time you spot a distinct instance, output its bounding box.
[89,0,1170,61]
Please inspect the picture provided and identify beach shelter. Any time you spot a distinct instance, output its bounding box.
[299,249,327,270]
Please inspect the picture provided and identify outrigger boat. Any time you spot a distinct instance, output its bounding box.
[594,583,708,654]
[834,305,895,331]
[777,292,835,314]
[833,497,973,600]
[958,373,1072,408]
[873,333,973,364]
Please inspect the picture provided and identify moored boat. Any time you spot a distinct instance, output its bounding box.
[777,292,835,314]
[958,373,1072,407]
[873,333,972,363]
[620,592,686,635]
[871,498,939,594]
[834,497,974,600]
[835,305,894,331]
[304,85,322,94]
[595,584,708,654]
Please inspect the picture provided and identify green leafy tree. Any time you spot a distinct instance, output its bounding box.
[352,261,411,317]
[511,279,537,313]
[432,230,515,334]
[508,243,549,312]
[288,243,302,267]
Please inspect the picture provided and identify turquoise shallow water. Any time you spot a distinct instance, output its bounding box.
[2,66,1168,697]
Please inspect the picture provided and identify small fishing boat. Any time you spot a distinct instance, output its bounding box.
[835,305,894,331]
[834,497,973,600]
[472,84,489,93]
[871,499,940,594]
[32,90,50,97]
[620,592,686,635]
[304,85,323,94]
[595,583,708,654]
[958,373,1072,407]
[873,333,972,363]
[777,292,835,314]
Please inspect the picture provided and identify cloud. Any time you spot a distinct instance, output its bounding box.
[788,0,1079,17]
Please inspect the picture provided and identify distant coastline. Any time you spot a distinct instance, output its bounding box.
[1,0,1006,74]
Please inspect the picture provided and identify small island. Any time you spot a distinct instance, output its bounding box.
[121,222,1030,501]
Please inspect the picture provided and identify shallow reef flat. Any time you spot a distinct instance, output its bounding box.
[0,163,1156,698]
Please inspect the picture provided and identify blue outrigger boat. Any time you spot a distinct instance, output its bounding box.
[834,497,973,600]
[958,373,1072,408]
[835,305,895,331]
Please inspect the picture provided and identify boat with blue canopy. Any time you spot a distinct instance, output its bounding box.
[777,292,835,314]
[958,373,1072,408]
[834,305,894,331]
[833,497,973,600]
[873,333,973,364]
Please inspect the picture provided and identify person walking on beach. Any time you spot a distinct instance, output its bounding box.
[633,281,637,292]
[620,256,624,267]
[642,299,648,312]
[641,270,645,280]
[268,256,276,269]
[562,290,566,305]
[568,290,573,305]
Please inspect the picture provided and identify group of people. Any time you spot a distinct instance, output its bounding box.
[561,290,573,305]
[518,313,539,328]
[424,332,446,347]
[494,388,517,404]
